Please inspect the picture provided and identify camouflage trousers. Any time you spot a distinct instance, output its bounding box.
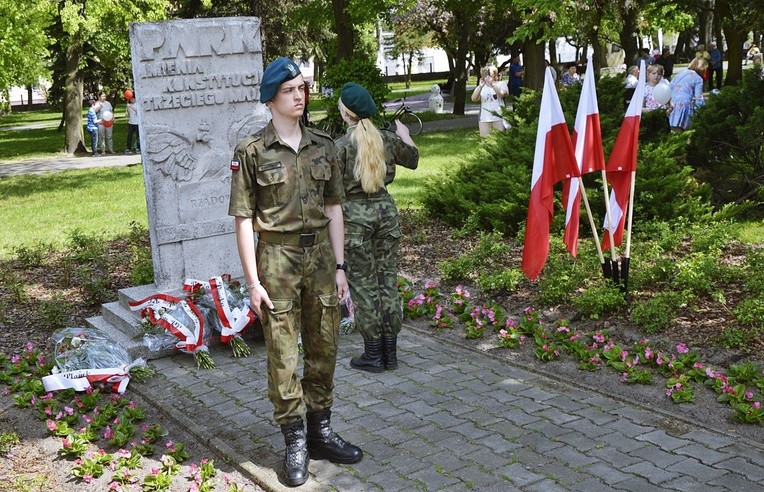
[256,234,339,425]
[343,194,403,340]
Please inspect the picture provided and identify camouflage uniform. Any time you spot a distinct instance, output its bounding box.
[334,128,419,340]
[228,121,345,425]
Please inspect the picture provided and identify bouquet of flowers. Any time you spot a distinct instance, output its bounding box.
[184,275,256,358]
[340,295,355,335]
[129,294,215,369]
[42,327,153,394]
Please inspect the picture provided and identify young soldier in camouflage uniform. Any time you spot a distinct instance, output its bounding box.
[335,83,419,373]
[228,58,363,487]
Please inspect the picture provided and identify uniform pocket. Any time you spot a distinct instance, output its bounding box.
[256,165,288,205]
[264,299,295,359]
[310,163,331,181]
[317,293,339,352]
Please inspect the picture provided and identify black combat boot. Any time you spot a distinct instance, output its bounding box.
[349,338,384,373]
[306,409,363,464]
[382,335,398,370]
[280,420,309,487]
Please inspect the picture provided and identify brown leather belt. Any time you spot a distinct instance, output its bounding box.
[258,228,328,247]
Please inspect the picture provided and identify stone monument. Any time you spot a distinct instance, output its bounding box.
[129,17,269,290]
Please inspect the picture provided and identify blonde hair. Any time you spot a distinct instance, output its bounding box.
[481,65,499,78]
[647,64,664,76]
[688,56,708,73]
[339,100,385,193]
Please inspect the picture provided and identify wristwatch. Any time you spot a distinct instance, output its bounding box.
[336,261,347,271]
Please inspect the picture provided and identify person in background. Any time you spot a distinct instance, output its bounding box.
[643,64,666,111]
[623,65,640,109]
[228,57,363,488]
[752,53,764,78]
[96,91,114,154]
[745,44,760,65]
[125,94,140,154]
[708,42,723,90]
[637,48,653,66]
[561,64,580,86]
[656,47,674,80]
[470,64,509,137]
[334,82,419,374]
[545,60,557,82]
[85,99,102,157]
[695,44,711,88]
[508,55,525,97]
[668,56,708,131]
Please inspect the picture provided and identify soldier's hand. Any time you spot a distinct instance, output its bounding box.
[335,270,348,301]
[249,283,274,319]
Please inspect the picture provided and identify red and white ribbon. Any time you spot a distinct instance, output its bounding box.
[128,293,183,324]
[41,359,145,394]
[155,300,206,353]
[208,276,255,341]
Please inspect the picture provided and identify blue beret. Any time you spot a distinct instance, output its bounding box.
[340,82,377,119]
[260,57,301,103]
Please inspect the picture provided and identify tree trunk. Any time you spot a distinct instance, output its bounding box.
[451,17,470,116]
[717,0,743,86]
[548,39,557,67]
[332,0,354,60]
[64,41,87,155]
[523,41,545,91]
[618,3,639,67]
[405,52,413,89]
[26,86,34,110]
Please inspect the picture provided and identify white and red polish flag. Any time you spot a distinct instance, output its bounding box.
[602,61,646,250]
[562,54,606,256]
[522,68,580,280]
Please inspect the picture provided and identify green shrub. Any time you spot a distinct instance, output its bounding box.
[68,228,105,262]
[630,291,684,334]
[743,248,764,295]
[673,251,723,296]
[422,77,712,239]
[727,360,763,384]
[687,71,764,215]
[733,297,764,330]
[716,326,752,350]
[477,268,523,293]
[36,297,72,330]
[320,57,390,136]
[78,264,113,306]
[436,231,511,284]
[13,241,49,268]
[571,283,627,319]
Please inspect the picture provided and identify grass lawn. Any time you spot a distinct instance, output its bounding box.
[0,165,148,258]
[389,127,479,208]
[0,126,479,257]
[0,109,133,161]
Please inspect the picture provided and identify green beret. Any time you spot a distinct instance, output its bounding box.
[340,82,377,119]
[260,57,301,103]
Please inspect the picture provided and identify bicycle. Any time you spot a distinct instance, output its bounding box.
[381,97,423,136]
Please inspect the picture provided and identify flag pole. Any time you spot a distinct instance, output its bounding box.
[601,170,618,282]
[622,170,637,295]
[578,177,606,267]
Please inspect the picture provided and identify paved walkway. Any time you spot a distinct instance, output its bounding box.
[0,152,141,177]
[135,327,764,492]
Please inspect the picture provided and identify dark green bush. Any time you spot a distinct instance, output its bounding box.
[687,72,764,215]
[320,57,390,136]
[630,290,685,334]
[422,74,712,238]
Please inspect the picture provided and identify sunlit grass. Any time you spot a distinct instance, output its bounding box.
[0,110,130,161]
[0,126,478,256]
[389,127,480,208]
[737,221,764,244]
[0,165,147,257]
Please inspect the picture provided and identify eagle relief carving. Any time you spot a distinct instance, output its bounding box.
[145,105,270,183]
